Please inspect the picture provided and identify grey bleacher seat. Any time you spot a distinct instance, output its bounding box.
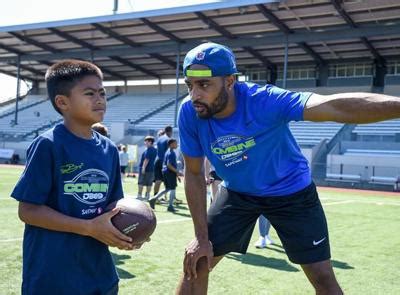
[0,98,61,136]
[290,121,344,147]
[352,119,400,136]
[102,93,175,128]
[0,95,46,117]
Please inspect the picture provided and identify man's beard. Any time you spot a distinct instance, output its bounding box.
[195,87,229,119]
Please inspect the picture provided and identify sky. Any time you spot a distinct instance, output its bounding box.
[0,0,218,101]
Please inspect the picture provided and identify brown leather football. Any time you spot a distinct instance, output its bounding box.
[107,198,157,245]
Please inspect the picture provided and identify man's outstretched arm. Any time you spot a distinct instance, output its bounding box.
[304,92,400,123]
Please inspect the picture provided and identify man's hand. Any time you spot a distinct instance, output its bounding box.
[183,237,213,280]
[86,208,135,250]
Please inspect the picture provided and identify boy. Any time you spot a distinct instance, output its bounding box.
[137,135,157,200]
[11,60,138,295]
[119,145,129,180]
[149,138,182,212]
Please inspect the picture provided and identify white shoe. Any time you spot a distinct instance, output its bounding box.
[254,237,266,249]
[265,235,274,245]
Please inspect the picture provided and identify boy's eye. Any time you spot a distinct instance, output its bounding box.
[200,83,209,88]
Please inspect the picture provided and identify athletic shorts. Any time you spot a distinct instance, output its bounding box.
[209,170,222,181]
[120,166,127,174]
[163,170,177,190]
[207,182,330,264]
[138,172,154,186]
[154,159,163,181]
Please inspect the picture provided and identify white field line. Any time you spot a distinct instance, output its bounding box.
[0,217,191,243]
[323,200,355,206]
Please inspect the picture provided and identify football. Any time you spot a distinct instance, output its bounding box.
[106,198,157,244]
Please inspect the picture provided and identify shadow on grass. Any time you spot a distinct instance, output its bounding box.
[111,252,135,279]
[331,259,354,270]
[225,252,300,272]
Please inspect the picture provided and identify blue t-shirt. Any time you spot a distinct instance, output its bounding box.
[162,149,177,173]
[11,123,123,295]
[156,134,170,161]
[178,82,312,196]
[139,146,157,172]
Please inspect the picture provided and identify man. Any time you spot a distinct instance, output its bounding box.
[176,42,400,295]
[137,136,157,200]
[153,126,173,196]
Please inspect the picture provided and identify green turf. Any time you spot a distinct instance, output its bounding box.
[1,166,400,294]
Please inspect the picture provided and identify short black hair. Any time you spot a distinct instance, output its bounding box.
[167,138,177,146]
[45,59,103,114]
[164,125,173,134]
[92,122,109,137]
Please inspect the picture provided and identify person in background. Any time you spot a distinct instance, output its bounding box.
[92,122,109,137]
[149,138,182,212]
[137,136,157,200]
[153,126,173,196]
[254,215,274,249]
[119,145,129,181]
[204,158,222,203]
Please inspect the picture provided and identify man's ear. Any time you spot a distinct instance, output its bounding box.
[225,75,235,90]
[55,95,69,112]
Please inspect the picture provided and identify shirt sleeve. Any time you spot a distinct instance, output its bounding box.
[178,101,204,158]
[260,85,313,123]
[108,147,124,203]
[11,137,54,205]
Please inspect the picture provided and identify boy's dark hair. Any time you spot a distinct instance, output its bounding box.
[164,126,173,134]
[45,59,103,114]
[92,122,109,137]
[167,138,177,146]
[144,135,155,144]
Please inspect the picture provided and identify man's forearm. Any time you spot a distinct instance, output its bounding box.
[184,171,208,240]
[305,92,400,123]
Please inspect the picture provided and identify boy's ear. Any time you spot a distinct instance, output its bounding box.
[55,95,69,112]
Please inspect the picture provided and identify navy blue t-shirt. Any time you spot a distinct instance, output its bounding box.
[162,149,177,173]
[139,146,157,172]
[11,123,123,295]
[179,82,312,196]
[156,134,170,161]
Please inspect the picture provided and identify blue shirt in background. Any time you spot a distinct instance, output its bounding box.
[11,123,123,295]
[163,148,177,173]
[139,146,157,172]
[156,134,170,161]
[178,82,312,196]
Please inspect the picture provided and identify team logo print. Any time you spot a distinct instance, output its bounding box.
[60,163,84,174]
[211,135,256,162]
[195,51,205,60]
[63,169,109,205]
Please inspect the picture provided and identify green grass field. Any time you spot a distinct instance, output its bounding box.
[1,165,399,294]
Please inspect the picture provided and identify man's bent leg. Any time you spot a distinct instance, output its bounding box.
[301,259,343,295]
[176,256,223,295]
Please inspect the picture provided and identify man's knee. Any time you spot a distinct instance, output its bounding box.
[301,260,342,294]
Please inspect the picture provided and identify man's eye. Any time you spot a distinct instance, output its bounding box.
[201,83,208,88]
[85,92,94,96]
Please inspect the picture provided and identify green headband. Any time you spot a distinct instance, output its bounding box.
[185,69,213,77]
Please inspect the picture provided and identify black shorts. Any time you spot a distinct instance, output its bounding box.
[207,182,330,264]
[154,159,163,181]
[163,170,177,190]
[120,166,127,174]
